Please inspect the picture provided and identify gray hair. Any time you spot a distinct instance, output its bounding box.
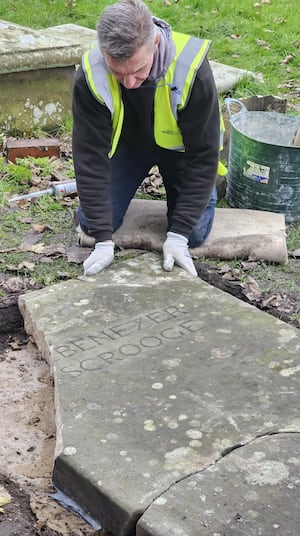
[96,0,156,59]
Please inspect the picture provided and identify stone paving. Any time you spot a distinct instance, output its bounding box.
[19,253,300,536]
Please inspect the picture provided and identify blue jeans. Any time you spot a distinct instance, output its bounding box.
[78,142,217,248]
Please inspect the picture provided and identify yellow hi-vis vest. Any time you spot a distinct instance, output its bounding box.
[83,31,227,176]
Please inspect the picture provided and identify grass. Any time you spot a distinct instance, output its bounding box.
[0,0,299,101]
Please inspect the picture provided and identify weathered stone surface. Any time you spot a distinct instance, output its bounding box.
[0,20,80,131]
[6,137,60,163]
[18,254,300,536]
[137,433,300,536]
[0,20,257,132]
[0,66,74,132]
[0,20,81,74]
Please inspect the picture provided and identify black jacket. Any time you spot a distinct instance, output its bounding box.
[72,57,220,242]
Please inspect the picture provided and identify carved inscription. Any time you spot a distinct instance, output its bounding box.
[53,305,200,376]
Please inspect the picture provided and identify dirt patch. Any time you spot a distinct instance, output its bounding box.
[0,332,100,536]
[195,258,300,329]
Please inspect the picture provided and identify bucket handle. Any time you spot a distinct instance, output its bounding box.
[224,98,248,118]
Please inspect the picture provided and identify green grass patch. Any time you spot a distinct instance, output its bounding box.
[0,0,299,99]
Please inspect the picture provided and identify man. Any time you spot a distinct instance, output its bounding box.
[73,0,224,277]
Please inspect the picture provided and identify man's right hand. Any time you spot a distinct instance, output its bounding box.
[83,241,115,276]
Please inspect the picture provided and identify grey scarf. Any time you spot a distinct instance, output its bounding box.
[147,17,176,83]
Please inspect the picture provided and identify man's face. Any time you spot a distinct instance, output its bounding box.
[103,33,160,89]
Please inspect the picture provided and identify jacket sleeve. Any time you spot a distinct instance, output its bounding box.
[168,57,220,238]
[72,66,113,242]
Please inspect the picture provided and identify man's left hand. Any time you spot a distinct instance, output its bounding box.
[163,231,197,277]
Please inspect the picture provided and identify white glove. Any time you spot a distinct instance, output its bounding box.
[163,231,197,277]
[83,241,115,276]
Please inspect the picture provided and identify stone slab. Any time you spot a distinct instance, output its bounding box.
[18,254,300,535]
[113,199,288,264]
[0,66,74,132]
[0,20,258,132]
[0,20,82,74]
[137,433,300,536]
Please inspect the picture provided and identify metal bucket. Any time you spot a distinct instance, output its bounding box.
[225,98,300,222]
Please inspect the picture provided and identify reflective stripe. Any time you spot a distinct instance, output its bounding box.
[170,35,211,116]
[82,31,226,170]
[82,45,113,112]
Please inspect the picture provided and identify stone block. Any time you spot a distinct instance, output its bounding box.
[6,137,61,163]
[0,20,81,133]
[18,253,300,535]
[0,66,75,134]
[137,434,300,536]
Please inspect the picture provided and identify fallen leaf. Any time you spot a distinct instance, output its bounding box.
[56,271,70,279]
[163,0,171,5]
[31,176,43,186]
[230,34,241,40]
[67,245,90,264]
[241,277,262,301]
[20,261,36,271]
[256,39,271,49]
[0,485,11,507]
[43,244,66,256]
[39,256,54,264]
[8,339,24,350]
[0,247,17,253]
[241,261,258,270]
[289,248,300,258]
[31,243,46,254]
[262,293,298,315]
[218,264,232,274]
[31,223,50,233]
[17,216,34,224]
[280,53,295,65]
[20,229,44,247]
[222,268,243,281]
[1,276,33,293]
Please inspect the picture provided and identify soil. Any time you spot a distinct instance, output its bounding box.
[0,329,100,536]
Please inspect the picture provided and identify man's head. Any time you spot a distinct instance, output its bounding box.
[97,0,160,89]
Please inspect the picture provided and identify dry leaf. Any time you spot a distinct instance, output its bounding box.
[30,243,46,254]
[31,223,50,233]
[6,264,19,272]
[31,177,43,186]
[280,53,295,65]
[256,39,271,49]
[2,276,27,293]
[163,0,171,5]
[39,256,54,264]
[241,277,262,301]
[19,261,36,271]
[43,244,66,256]
[230,34,241,40]
[0,485,11,507]
[289,248,300,258]
[0,247,17,253]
